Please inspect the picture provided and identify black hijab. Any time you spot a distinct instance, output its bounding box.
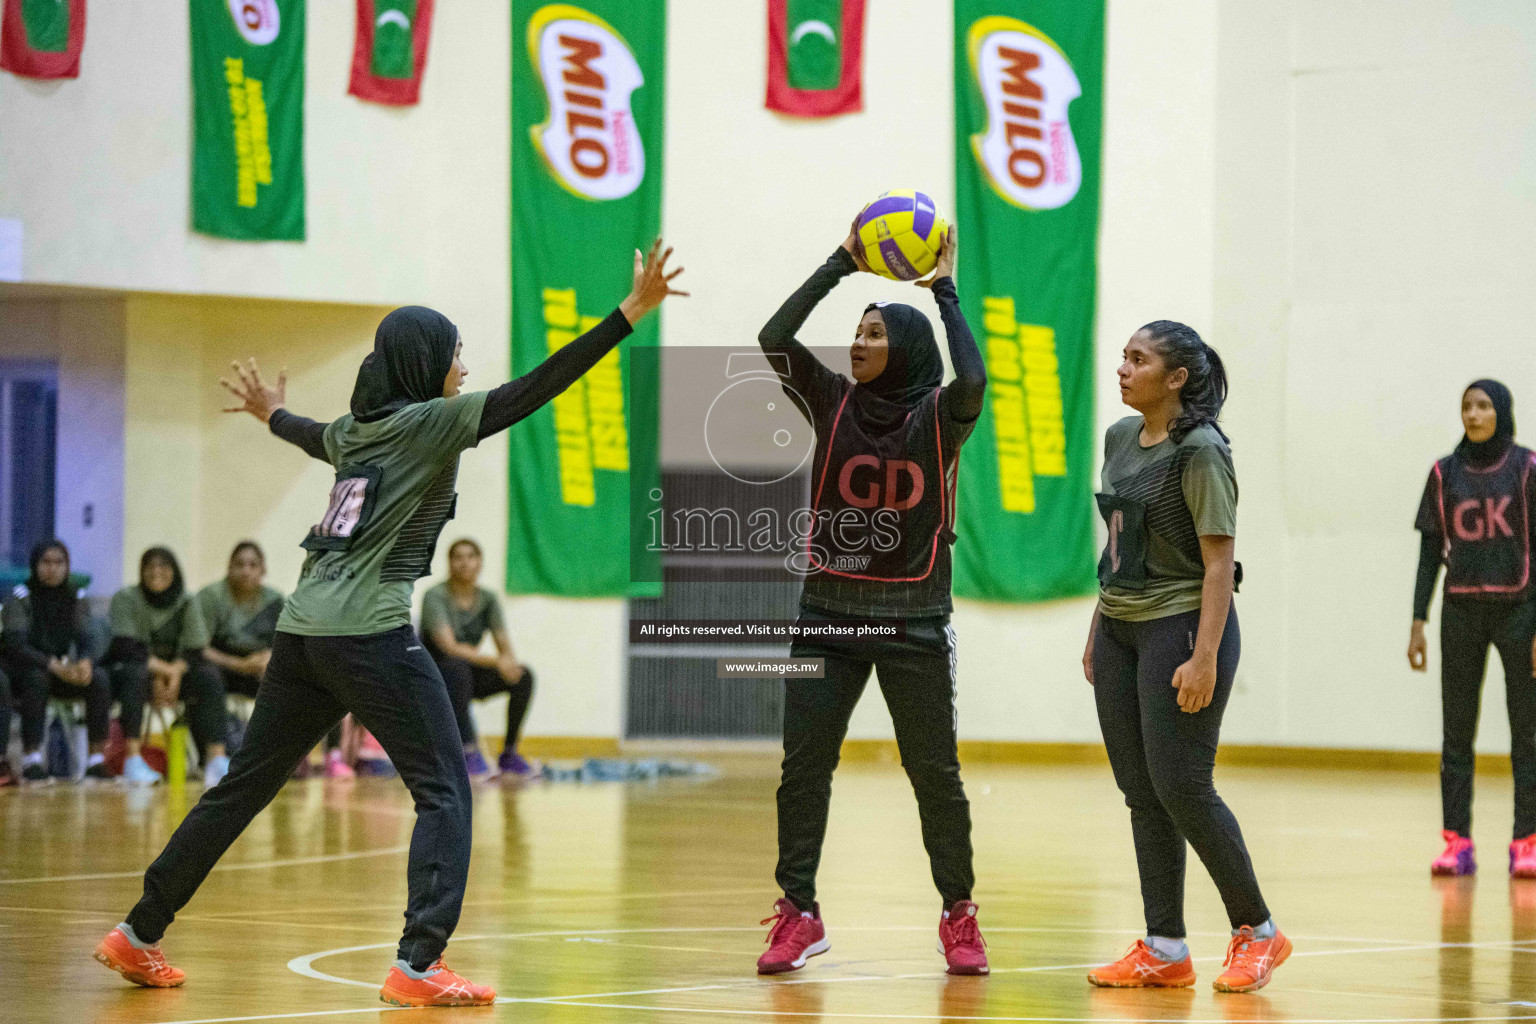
[139,547,185,611]
[1456,379,1516,468]
[350,306,459,423]
[25,540,77,658]
[852,302,944,434]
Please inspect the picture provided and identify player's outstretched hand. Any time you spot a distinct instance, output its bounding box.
[619,238,687,326]
[916,224,957,289]
[220,358,287,424]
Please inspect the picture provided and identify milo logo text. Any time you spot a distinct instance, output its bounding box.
[228,0,280,46]
[527,4,646,201]
[967,17,1082,211]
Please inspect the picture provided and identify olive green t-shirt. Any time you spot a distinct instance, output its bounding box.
[109,587,211,660]
[277,392,488,636]
[420,583,506,646]
[1097,416,1237,622]
[196,581,285,656]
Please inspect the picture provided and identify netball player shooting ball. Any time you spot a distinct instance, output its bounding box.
[1409,380,1536,878]
[92,240,685,1007]
[1084,323,1289,993]
[753,219,989,976]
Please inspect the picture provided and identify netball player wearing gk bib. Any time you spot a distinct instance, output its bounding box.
[754,221,988,976]
[92,241,685,1004]
[1084,323,1289,994]
[1408,381,1536,878]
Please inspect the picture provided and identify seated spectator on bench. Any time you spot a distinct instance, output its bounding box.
[105,547,229,788]
[421,539,537,780]
[2,540,112,783]
[196,541,284,699]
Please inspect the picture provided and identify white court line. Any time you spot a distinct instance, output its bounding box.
[0,845,409,885]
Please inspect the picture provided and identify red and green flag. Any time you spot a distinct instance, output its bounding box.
[765,0,864,118]
[190,0,306,241]
[0,0,85,79]
[348,0,434,106]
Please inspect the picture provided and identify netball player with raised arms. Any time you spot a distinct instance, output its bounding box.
[1084,322,1289,993]
[92,241,685,1007]
[1408,380,1536,877]
[753,217,989,976]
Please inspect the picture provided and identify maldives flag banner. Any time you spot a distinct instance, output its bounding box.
[951,0,1104,603]
[348,0,434,105]
[0,0,86,79]
[190,0,305,241]
[508,0,666,597]
[765,0,864,117]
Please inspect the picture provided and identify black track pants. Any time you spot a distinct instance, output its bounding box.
[14,664,111,748]
[1439,598,1536,839]
[775,610,974,910]
[430,649,535,750]
[1092,605,1269,939]
[126,626,471,969]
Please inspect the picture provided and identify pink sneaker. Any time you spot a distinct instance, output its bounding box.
[325,750,355,779]
[939,900,989,975]
[1512,835,1536,878]
[757,898,828,975]
[1432,830,1476,876]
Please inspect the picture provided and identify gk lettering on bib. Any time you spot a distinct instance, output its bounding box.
[1432,447,1534,596]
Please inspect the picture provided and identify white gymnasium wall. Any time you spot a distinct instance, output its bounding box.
[3,1,1532,749]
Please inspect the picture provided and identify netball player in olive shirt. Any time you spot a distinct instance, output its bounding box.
[753,220,989,977]
[93,241,685,1006]
[420,537,537,779]
[1408,380,1536,877]
[1083,321,1289,994]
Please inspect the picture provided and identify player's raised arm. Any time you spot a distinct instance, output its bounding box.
[220,359,330,463]
[756,215,869,401]
[476,238,686,440]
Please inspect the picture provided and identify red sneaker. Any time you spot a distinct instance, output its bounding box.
[93,926,186,988]
[938,900,989,975]
[1512,835,1536,878]
[379,960,496,1007]
[1432,830,1477,876]
[757,898,829,975]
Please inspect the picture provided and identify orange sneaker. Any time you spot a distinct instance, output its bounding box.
[93,926,186,988]
[379,960,496,1007]
[1087,940,1196,988]
[1213,925,1291,993]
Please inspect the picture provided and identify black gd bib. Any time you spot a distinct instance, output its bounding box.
[806,388,956,582]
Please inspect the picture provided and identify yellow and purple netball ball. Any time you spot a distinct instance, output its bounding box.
[856,190,948,282]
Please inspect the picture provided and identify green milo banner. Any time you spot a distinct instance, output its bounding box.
[191,0,306,241]
[508,2,665,597]
[951,1,1102,602]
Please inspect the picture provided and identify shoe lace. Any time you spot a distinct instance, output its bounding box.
[946,912,985,949]
[1224,928,1265,971]
[143,947,170,973]
[760,905,796,946]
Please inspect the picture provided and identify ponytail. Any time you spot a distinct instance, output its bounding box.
[1140,320,1229,443]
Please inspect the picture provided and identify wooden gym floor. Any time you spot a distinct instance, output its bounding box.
[2,754,1534,1023]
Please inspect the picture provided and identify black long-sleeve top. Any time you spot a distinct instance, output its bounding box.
[757,248,987,618]
[756,247,986,428]
[269,308,634,460]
